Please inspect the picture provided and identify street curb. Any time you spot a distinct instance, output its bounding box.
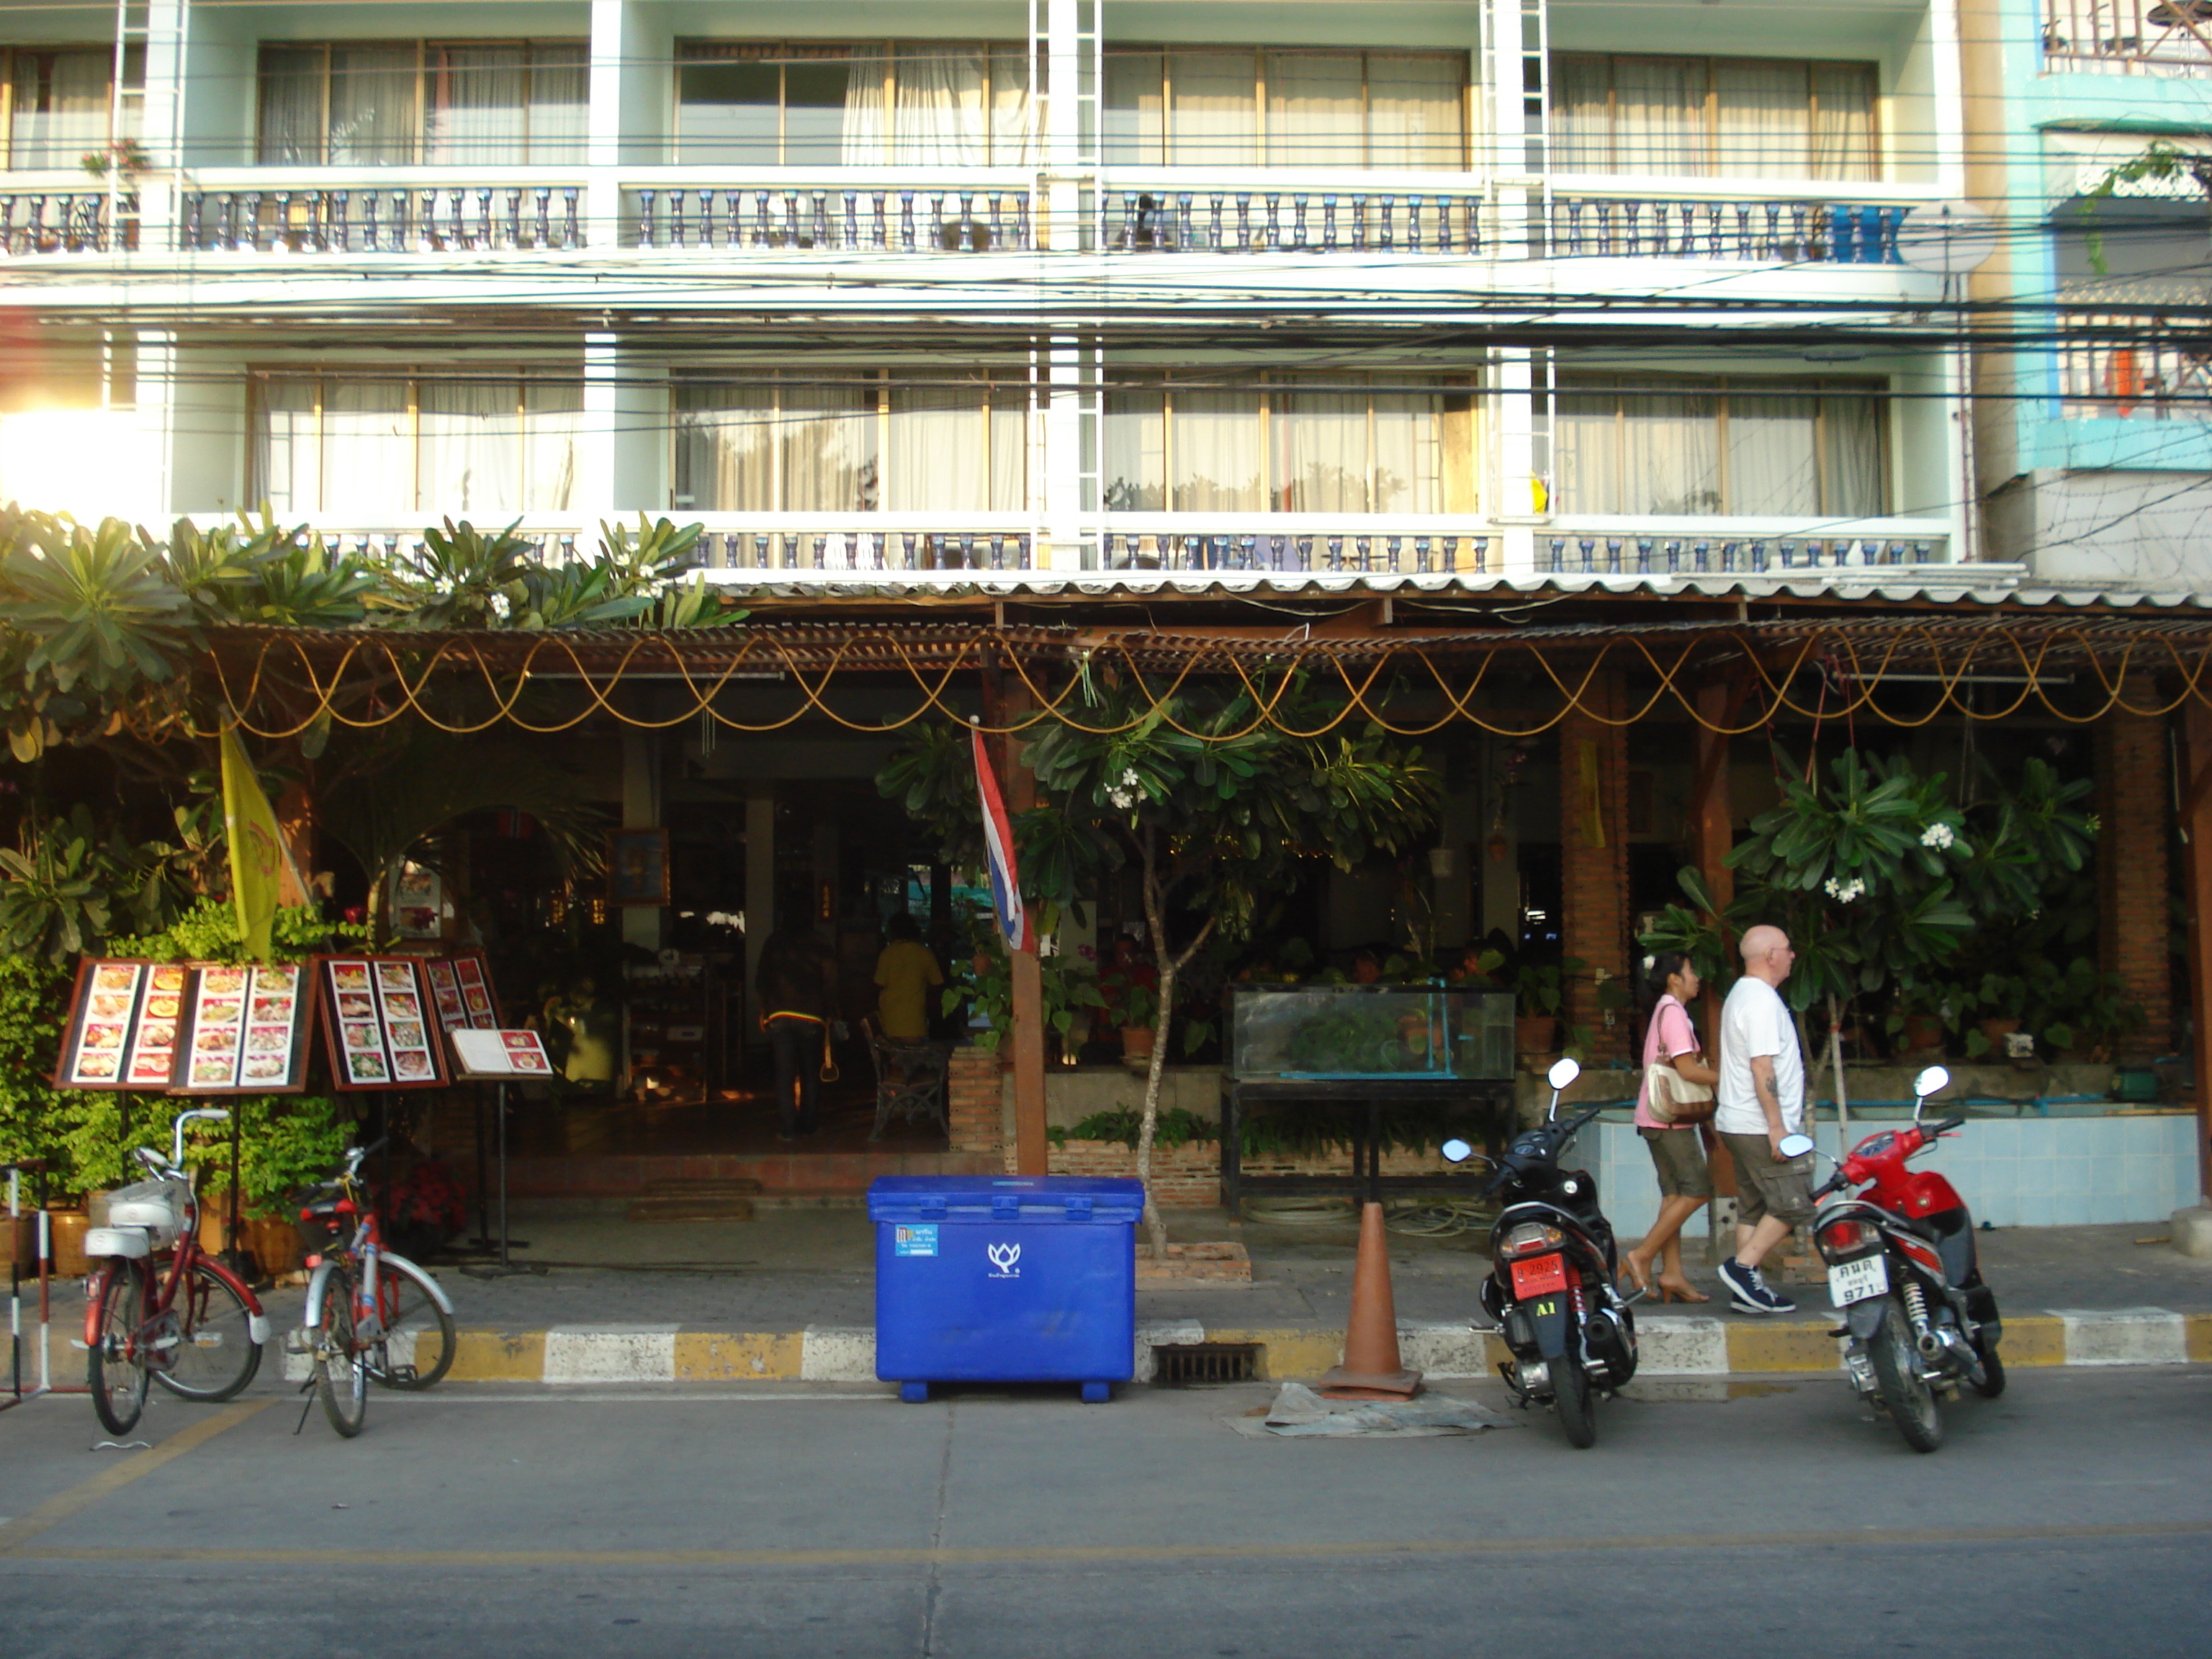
[256,1308,2212,1386]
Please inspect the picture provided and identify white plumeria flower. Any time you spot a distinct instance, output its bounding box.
[1920,822,1956,850]
[1823,876,1865,904]
[487,591,512,621]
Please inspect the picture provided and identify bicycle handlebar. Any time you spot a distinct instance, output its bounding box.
[343,1137,389,1174]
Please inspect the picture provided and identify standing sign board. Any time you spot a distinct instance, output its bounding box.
[423,952,499,1035]
[174,961,313,1094]
[315,956,451,1090]
[55,959,313,1094]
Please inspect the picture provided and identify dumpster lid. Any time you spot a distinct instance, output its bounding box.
[867,1174,1145,1221]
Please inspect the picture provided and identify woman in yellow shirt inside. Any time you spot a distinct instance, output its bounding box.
[873,912,944,1043]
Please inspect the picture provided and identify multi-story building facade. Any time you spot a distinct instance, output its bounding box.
[0,0,1982,590]
[1972,0,2212,590]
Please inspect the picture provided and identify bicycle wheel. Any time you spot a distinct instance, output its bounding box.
[155,1261,263,1402]
[369,1254,456,1390]
[316,1269,369,1438]
[89,1261,151,1436]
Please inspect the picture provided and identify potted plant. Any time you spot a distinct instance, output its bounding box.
[1964,971,2028,1058]
[2026,956,2145,1061]
[1512,958,1585,1060]
[1118,980,1161,1061]
[379,1158,469,1259]
[1884,979,1955,1059]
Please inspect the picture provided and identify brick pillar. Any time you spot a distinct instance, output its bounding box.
[2096,678,2172,1057]
[945,1043,1006,1161]
[1559,672,1632,1063]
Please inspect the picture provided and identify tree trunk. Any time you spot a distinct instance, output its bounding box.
[1826,992,1851,1153]
[1133,827,1215,1262]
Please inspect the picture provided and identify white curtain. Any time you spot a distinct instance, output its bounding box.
[1551,390,1619,514]
[11,48,112,170]
[327,45,419,166]
[1275,390,1367,511]
[1372,392,1442,512]
[1810,63,1876,181]
[1715,59,1807,180]
[1171,390,1264,511]
[988,50,1035,166]
[1267,55,1362,168]
[529,45,588,163]
[322,381,412,513]
[1611,58,1707,176]
[1725,387,1820,514]
[891,45,989,166]
[418,382,519,514]
[840,50,889,166]
[1821,393,1884,515]
[256,47,324,166]
[1166,52,1257,167]
[889,383,987,509]
[523,382,578,510]
[254,379,318,516]
[989,393,1027,511]
[674,385,774,510]
[1548,57,1613,174]
[1367,55,1463,171]
[1620,391,1720,513]
[781,386,876,511]
[426,47,526,168]
[1104,388,1166,511]
[1104,53,1164,166]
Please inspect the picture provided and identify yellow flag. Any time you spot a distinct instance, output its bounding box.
[220,728,284,961]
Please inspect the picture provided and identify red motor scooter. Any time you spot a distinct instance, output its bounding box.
[1784,1065,2005,1455]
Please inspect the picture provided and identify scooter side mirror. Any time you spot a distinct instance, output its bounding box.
[1776,1133,1816,1160]
[1546,1057,1581,1092]
[1441,1138,1474,1165]
[1911,1064,1950,1125]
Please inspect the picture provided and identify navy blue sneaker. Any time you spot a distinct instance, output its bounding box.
[1718,1257,1796,1315]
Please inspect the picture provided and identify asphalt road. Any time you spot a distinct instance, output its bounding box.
[2,1366,2208,1658]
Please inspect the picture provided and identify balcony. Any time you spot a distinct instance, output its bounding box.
[2059,313,2212,416]
[1099,178,1485,255]
[2044,0,2212,74]
[1100,518,1489,574]
[1539,521,1955,577]
[1546,190,1912,264]
[179,171,585,254]
[625,175,1033,253]
[0,189,136,256]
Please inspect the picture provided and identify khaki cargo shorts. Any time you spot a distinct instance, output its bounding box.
[1717,1130,1818,1230]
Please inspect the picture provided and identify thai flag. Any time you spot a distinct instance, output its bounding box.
[971,722,1030,953]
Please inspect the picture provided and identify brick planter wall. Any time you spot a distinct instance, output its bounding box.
[1048,1138,1470,1207]
[947,1044,1005,1159]
[1560,673,1632,1064]
[2098,678,2172,1057]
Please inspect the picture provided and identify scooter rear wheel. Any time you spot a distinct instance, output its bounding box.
[1554,1357,1597,1449]
[1869,1295,1943,1453]
[1970,1337,2006,1400]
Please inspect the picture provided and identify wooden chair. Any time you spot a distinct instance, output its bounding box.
[863,1017,952,1140]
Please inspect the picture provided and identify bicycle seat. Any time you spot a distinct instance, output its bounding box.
[84,1226,152,1259]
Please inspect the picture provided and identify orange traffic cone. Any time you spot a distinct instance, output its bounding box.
[1318,1201,1422,1399]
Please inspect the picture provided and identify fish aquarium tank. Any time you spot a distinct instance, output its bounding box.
[1229,986,1514,1082]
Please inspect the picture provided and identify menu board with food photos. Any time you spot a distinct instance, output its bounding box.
[55,958,312,1094]
[175,960,312,1094]
[316,956,450,1091]
[423,953,500,1035]
[449,1027,554,1079]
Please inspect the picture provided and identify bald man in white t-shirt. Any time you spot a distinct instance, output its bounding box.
[1713,924,1815,1316]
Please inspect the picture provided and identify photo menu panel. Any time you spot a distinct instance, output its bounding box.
[55,959,310,1094]
[317,957,450,1091]
[423,953,500,1035]
[58,959,153,1089]
[176,961,310,1094]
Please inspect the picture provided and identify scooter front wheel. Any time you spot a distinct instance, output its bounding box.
[1553,1357,1597,1449]
[1869,1295,1943,1453]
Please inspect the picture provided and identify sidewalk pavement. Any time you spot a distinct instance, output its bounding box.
[12,1207,2210,1391]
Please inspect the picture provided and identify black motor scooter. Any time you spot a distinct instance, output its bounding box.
[1444,1058,1641,1448]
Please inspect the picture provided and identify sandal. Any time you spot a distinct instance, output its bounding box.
[1655,1277,1710,1304]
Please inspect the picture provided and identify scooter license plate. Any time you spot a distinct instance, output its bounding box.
[1510,1254,1568,1298]
[1827,1253,1889,1308]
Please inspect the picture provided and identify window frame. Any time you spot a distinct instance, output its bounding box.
[1103,46,1472,171]
[253,39,590,166]
[1550,372,1890,517]
[1549,53,1881,181]
[2,42,142,171]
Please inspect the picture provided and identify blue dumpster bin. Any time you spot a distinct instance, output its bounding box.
[868,1174,1145,1404]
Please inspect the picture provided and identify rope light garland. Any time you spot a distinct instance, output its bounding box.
[189,615,2212,745]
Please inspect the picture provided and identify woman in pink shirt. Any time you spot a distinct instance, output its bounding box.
[1624,951,1719,1302]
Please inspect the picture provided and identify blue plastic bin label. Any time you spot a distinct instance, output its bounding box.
[985,1242,1022,1278]
[894,1224,939,1257]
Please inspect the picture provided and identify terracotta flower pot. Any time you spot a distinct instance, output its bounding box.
[1120,1025,1156,1060]
[1899,1013,1945,1056]
[1977,1017,2021,1051]
[1515,1014,1559,1056]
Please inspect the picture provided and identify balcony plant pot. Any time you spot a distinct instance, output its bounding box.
[1897,1013,1945,1058]
[1515,1014,1559,1058]
[1120,1024,1156,1061]
[1977,1017,2021,1052]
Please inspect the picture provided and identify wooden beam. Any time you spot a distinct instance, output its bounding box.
[1691,678,1741,1207]
[2182,699,2212,1205]
[988,665,1051,1178]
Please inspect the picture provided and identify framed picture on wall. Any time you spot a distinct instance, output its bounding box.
[609,828,670,907]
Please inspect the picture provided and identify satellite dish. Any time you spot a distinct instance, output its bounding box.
[1894,201,2000,275]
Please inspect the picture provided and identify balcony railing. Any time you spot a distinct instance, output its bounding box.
[1548,196,1910,264]
[1540,523,1952,576]
[627,180,1033,253]
[179,179,585,253]
[2044,0,2212,73]
[1100,525,1490,573]
[2059,313,2212,416]
[1099,184,1485,253]
[0,190,135,255]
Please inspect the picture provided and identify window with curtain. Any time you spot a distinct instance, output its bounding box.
[1551,376,1885,516]
[256,42,588,165]
[1550,55,1876,179]
[1104,377,1473,513]
[671,375,1028,511]
[674,42,1035,166]
[1104,49,1465,169]
[6,45,140,169]
[251,374,580,514]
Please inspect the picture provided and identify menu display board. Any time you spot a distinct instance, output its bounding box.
[55,958,312,1094]
[449,1028,553,1079]
[176,961,311,1094]
[423,953,500,1035]
[316,956,450,1091]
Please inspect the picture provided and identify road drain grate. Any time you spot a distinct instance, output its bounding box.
[1151,1343,1261,1386]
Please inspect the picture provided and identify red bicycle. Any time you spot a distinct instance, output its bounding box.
[84,1107,270,1435]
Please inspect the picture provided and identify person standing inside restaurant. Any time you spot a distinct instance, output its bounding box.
[757,922,840,1140]
[1714,924,1814,1315]
[1622,950,1716,1303]
[873,912,944,1043]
